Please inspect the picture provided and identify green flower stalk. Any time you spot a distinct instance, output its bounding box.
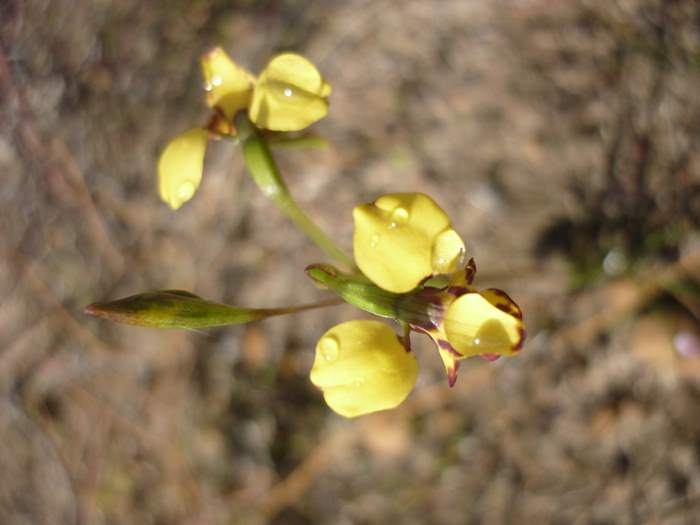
[235,112,354,268]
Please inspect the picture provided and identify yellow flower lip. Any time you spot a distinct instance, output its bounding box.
[310,320,418,418]
[443,289,525,358]
[353,193,466,293]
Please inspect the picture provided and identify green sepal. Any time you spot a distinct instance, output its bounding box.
[305,264,400,319]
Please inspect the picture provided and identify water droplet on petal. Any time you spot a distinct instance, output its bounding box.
[370,233,380,248]
[177,181,196,201]
[320,334,339,361]
[211,75,222,87]
[283,87,293,97]
[456,247,466,268]
[474,338,481,346]
[431,229,465,274]
[388,206,409,229]
[202,81,213,92]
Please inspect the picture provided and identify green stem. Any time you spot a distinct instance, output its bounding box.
[235,112,354,269]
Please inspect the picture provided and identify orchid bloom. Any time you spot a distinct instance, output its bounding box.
[158,48,331,210]
[308,193,525,417]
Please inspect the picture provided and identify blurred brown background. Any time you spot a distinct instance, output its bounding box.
[1,0,700,523]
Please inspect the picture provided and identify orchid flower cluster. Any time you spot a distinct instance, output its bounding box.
[86,48,525,418]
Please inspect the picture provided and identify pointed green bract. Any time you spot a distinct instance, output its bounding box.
[305,264,401,319]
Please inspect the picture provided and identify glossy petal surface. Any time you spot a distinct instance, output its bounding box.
[353,193,465,293]
[310,320,418,417]
[201,47,254,120]
[157,128,209,210]
[444,291,525,358]
[249,53,331,131]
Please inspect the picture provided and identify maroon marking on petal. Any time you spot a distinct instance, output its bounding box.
[513,327,527,351]
[407,317,436,332]
[480,353,501,362]
[206,107,235,136]
[485,288,523,320]
[465,258,477,284]
[417,287,444,299]
[406,288,448,329]
[447,361,461,387]
[438,339,463,357]
[409,323,430,336]
[447,286,470,298]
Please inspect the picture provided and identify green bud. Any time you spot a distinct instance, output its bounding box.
[85,290,270,328]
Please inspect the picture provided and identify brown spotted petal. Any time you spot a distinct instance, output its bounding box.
[443,289,525,360]
[447,257,477,288]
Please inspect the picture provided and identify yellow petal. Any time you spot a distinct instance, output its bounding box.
[201,47,254,120]
[443,290,525,358]
[157,128,209,210]
[310,320,418,418]
[353,193,466,293]
[249,53,331,131]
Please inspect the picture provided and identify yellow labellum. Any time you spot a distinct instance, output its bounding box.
[157,128,209,210]
[310,320,418,418]
[444,292,523,358]
[249,53,331,131]
[353,193,465,293]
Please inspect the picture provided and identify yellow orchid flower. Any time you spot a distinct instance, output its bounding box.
[201,47,331,131]
[307,192,525,417]
[158,48,331,209]
[404,263,525,386]
[353,193,465,293]
[310,321,418,418]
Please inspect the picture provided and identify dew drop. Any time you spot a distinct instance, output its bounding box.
[177,181,196,201]
[474,338,481,346]
[211,75,222,87]
[431,229,465,274]
[320,334,339,361]
[388,206,409,229]
[283,87,293,97]
[370,233,380,248]
[456,247,466,268]
[202,81,213,92]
